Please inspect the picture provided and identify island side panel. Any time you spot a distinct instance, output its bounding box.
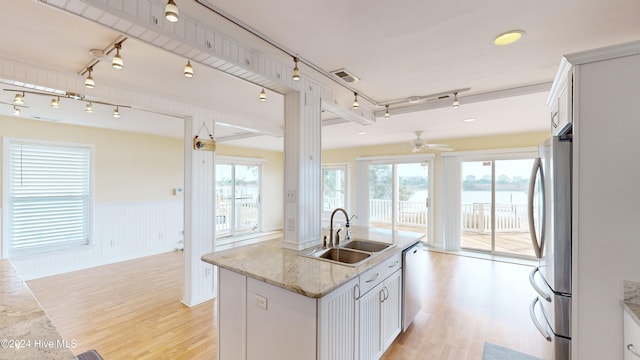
[218,268,247,360]
[246,277,317,360]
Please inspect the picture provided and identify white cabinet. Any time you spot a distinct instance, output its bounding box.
[381,270,402,350]
[318,277,360,360]
[548,59,573,135]
[624,311,640,360]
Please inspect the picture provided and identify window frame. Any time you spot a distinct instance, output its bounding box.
[2,137,95,258]
[321,164,351,219]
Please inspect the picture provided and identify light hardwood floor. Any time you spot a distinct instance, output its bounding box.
[28,250,550,360]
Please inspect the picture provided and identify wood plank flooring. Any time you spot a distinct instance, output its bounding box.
[27,250,550,360]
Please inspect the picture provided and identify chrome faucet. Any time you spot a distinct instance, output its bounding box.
[329,208,350,248]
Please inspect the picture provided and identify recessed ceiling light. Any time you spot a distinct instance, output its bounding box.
[494,30,525,46]
[356,131,366,135]
[463,118,476,122]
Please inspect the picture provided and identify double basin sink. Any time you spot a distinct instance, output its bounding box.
[303,239,396,267]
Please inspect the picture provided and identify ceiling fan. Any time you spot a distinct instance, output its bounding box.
[407,131,452,152]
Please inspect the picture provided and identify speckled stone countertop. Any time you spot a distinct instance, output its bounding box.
[201,227,423,298]
[0,259,77,360]
[623,280,640,327]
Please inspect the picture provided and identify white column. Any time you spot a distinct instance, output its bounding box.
[182,115,216,306]
[282,89,322,250]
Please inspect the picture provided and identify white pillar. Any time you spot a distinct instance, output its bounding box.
[182,115,216,306]
[282,89,322,250]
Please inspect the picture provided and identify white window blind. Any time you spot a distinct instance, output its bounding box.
[6,140,92,256]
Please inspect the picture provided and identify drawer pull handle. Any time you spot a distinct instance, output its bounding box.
[628,344,640,358]
[366,273,380,283]
[388,260,399,268]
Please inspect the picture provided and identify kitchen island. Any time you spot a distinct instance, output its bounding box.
[0,259,77,360]
[201,227,423,360]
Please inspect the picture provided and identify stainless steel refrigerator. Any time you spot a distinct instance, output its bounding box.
[528,131,572,360]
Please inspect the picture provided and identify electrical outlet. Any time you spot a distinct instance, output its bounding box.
[287,217,295,231]
[286,190,296,202]
[254,294,267,310]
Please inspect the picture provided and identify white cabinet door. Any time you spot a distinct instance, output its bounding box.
[624,311,640,360]
[381,269,402,350]
[318,277,359,360]
[359,282,384,360]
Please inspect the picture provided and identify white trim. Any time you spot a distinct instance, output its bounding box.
[355,153,436,162]
[216,155,267,164]
[547,57,574,106]
[564,39,640,66]
[440,146,537,158]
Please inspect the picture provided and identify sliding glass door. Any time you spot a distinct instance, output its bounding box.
[460,158,535,257]
[368,161,430,240]
[215,160,261,240]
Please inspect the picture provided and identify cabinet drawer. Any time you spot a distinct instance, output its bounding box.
[625,310,640,359]
[359,253,401,295]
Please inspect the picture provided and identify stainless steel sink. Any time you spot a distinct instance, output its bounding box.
[318,248,371,264]
[339,239,395,252]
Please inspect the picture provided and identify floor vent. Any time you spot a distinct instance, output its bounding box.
[330,68,360,83]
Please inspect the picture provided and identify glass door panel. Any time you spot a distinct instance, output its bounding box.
[461,161,493,252]
[322,167,345,213]
[494,159,535,257]
[215,164,233,236]
[368,164,393,230]
[234,165,259,234]
[397,163,429,240]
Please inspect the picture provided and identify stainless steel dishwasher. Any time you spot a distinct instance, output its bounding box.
[402,241,426,331]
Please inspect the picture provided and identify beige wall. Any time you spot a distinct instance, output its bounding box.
[215,144,284,232]
[0,116,184,204]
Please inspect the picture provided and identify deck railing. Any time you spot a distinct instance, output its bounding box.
[216,198,258,234]
[368,199,528,233]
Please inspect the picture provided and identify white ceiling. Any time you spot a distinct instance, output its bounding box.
[1,0,639,151]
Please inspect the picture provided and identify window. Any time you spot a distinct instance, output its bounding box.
[322,165,348,214]
[215,156,263,240]
[3,139,93,257]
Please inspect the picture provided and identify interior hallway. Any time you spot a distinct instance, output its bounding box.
[27,248,549,359]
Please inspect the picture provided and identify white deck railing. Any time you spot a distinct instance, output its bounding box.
[216,199,258,234]
[368,199,528,233]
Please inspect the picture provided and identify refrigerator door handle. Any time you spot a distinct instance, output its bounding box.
[529,267,552,302]
[529,297,552,342]
[528,157,545,259]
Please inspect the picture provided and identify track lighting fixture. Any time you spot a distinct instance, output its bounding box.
[292,57,300,81]
[13,106,20,116]
[184,60,193,78]
[50,97,60,109]
[452,92,460,108]
[352,93,359,110]
[165,0,179,23]
[84,67,95,89]
[112,43,124,70]
[259,88,267,102]
[384,105,390,119]
[85,102,93,113]
[13,92,24,105]
[113,106,120,118]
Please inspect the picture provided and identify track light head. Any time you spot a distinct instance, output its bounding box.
[384,105,390,119]
[84,67,95,89]
[352,92,359,110]
[165,0,179,23]
[13,106,20,116]
[113,106,120,118]
[85,102,93,113]
[184,60,193,78]
[259,88,267,102]
[292,57,300,81]
[50,97,60,109]
[112,43,124,70]
[13,92,24,105]
[452,92,460,108]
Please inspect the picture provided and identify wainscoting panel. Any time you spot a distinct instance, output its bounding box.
[9,199,184,280]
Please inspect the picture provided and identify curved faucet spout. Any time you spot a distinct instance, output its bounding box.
[329,208,350,247]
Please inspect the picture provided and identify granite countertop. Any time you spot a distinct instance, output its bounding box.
[0,259,77,360]
[201,227,423,298]
[623,280,640,327]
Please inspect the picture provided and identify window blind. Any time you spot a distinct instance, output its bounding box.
[7,141,92,256]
